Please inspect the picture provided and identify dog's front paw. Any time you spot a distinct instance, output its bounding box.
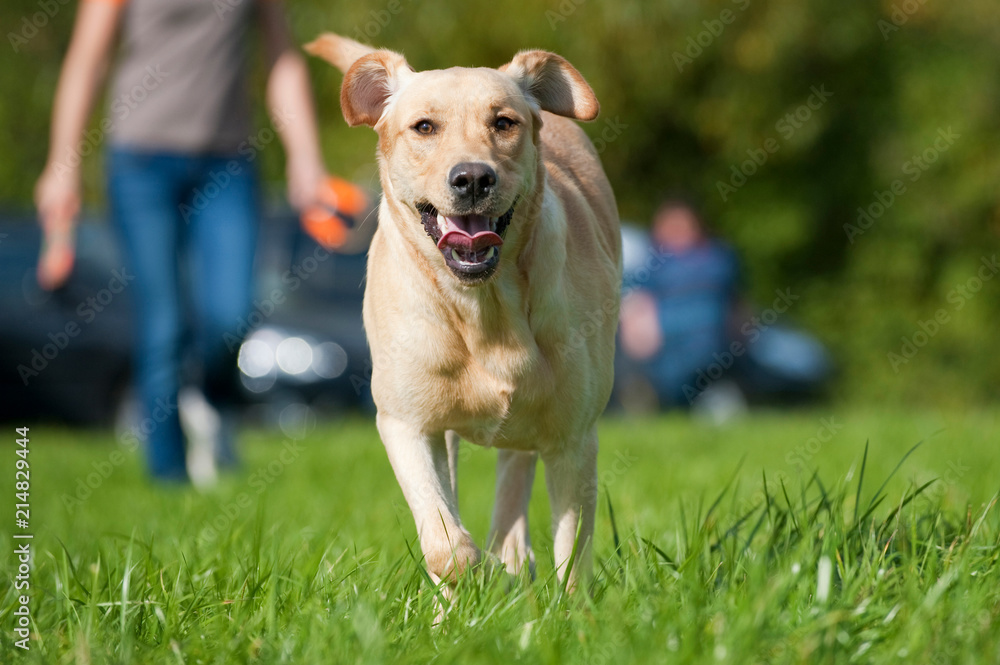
[424,537,481,585]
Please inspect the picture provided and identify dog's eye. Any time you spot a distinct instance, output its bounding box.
[494,117,517,131]
[413,120,435,135]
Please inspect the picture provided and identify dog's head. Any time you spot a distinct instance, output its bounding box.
[306,34,599,285]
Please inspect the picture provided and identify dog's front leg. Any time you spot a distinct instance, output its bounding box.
[489,450,538,578]
[445,430,461,501]
[377,414,480,585]
[543,429,598,592]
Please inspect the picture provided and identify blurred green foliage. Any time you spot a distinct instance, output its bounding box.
[2,0,998,405]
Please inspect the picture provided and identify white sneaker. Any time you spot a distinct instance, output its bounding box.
[692,380,748,425]
[179,387,220,489]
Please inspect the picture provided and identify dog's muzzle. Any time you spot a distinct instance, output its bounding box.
[418,201,516,283]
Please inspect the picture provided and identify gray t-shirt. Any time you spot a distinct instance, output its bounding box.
[107,0,259,154]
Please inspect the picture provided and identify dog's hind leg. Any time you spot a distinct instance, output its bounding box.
[377,414,480,585]
[543,429,598,592]
[488,450,538,578]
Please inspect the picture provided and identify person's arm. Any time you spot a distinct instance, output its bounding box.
[258,0,326,211]
[34,0,124,289]
[619,290,663,360]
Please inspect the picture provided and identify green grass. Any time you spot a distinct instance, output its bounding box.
[2,409,999,663]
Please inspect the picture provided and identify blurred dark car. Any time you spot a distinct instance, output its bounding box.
[0,206,374,426]
[0,213,133,424]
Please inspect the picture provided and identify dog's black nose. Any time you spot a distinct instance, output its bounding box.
[449,162,496,201]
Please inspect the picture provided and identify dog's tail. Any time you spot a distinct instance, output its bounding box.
[304,33,377,73]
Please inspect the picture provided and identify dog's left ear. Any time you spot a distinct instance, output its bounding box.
[500,50,599,121]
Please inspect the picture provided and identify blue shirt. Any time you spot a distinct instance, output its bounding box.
[625,239,739,401]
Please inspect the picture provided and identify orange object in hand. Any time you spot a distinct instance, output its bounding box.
[301,176,369,250]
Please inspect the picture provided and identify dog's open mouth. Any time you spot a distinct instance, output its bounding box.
[418,201,516,281]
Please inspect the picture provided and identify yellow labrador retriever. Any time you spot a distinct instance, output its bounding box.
[306,33,621,591]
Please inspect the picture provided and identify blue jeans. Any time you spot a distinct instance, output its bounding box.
[107,146,259,480]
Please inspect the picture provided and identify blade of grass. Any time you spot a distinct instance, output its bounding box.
[606,491,622,559]
[703,456,746,529]
[779,478,800,534]
[855,440,925,529]
[641,537,677,568]
[853,440,869,526]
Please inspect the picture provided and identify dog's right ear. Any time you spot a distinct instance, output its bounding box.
[339,50,412,127]
[304,33,376,74]
[306,33,412,128]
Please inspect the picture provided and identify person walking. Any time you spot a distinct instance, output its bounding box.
[34,0,329,483]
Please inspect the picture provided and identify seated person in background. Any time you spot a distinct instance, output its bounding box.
[618,197,832,416]
[619,198,740,408]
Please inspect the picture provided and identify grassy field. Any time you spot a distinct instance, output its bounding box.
[1,409,998,663]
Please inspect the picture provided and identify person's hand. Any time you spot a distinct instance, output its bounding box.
[619,290,663,360]
[285,155,326,211]
[34,165,80,290]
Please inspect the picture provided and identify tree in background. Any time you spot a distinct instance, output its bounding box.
[3,0,998,406]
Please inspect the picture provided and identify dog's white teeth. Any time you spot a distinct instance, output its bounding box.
[485,247,496,261]
[451,249,461,263]
[489,217,498,231]
[437,213,447,231]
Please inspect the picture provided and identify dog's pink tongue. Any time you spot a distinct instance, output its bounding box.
[437,230,503,251]
[436,214,503,251]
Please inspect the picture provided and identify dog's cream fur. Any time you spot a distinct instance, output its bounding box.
[307,34,621,591]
